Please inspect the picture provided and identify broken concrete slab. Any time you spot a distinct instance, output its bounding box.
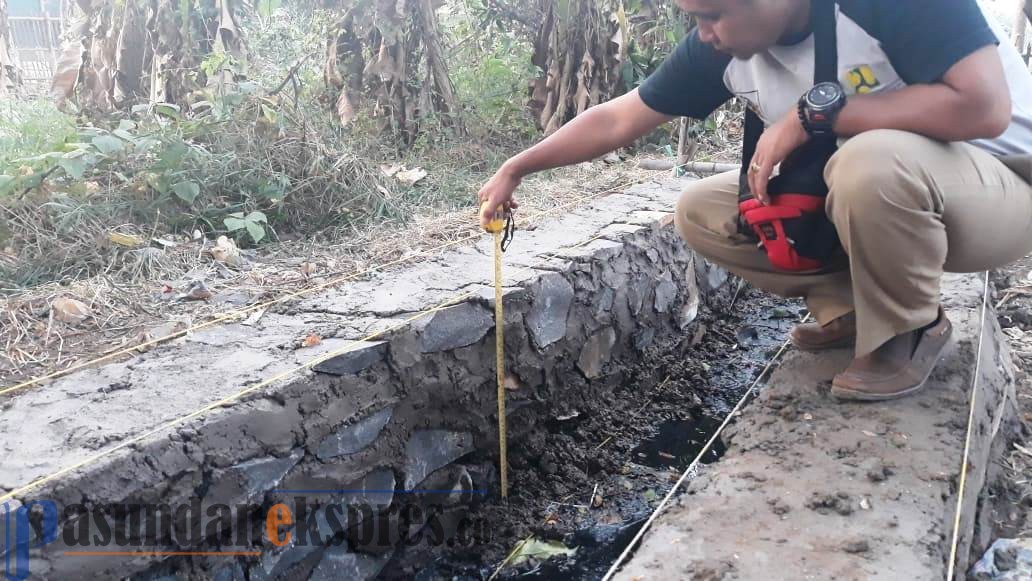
[614,273,1019,581]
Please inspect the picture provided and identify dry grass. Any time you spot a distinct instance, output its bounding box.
[0,157,675,387]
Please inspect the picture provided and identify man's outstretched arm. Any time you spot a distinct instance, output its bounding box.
[478,89,673,228]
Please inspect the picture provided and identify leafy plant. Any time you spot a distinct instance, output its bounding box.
[224,210,269,243]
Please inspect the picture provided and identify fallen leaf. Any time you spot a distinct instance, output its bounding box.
[52,297,91,324]
[108,231,146,248]
[180,281,213,301]
[136,319,192,351]
[591,492,604,508]
[210,235,245,268]
[242,306,269,327]
[300,261,317,277]
[302,334,322,348]
[509,537,576,566]
[395,166,428,186]
[379,163,404,177]
[149,320,191,340]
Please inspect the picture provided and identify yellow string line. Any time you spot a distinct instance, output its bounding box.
[1,181,641,398]
[945,271,991,581]
[0,231,607,504]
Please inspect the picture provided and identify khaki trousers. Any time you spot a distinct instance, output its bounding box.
[676,129,1032,357]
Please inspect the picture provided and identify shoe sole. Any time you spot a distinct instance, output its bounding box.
[831,317,953,402]
[830,374,933,402]
[790,335,856,353]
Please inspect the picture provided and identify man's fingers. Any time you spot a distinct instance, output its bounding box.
[751,160,772,205]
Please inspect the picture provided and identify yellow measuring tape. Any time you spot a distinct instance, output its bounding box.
[482,202,513,499]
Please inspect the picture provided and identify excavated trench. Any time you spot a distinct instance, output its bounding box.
[4,178,747,581]
[405,286,798,580]
[3,178,1015,581]
[126,272,785,581]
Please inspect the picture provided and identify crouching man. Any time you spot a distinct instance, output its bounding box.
[477,0,1032,401]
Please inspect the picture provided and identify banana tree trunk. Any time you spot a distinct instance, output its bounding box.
[51,0,244,113]
[529,0,625,134]
[324,0,461,142]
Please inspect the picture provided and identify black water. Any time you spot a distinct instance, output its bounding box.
[629,415,728,469]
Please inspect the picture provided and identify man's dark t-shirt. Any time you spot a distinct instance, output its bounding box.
[638,0,1032,156]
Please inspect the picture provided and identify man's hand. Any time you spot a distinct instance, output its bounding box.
[474,89,673,229]
[748,107,809,205]
[477,164,522,229]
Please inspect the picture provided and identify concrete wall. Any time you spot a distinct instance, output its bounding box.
[0,178,723,580]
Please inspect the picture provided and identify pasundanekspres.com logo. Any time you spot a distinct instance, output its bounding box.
[3,491,487,580]
[3,501,59,581]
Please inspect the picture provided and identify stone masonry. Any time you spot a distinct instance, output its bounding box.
[0,176,724,580]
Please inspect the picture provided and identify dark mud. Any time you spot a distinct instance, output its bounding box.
[385,285,801,580]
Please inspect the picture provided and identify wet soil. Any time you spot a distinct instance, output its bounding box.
[391,284,801,580]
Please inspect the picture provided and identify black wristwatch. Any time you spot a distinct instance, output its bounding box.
[798,81,847,137]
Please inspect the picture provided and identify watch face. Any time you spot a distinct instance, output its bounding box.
[808,83,841,108]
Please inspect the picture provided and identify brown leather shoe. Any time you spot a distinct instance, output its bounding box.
[831,307,952,402]
[790,312,856,352]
